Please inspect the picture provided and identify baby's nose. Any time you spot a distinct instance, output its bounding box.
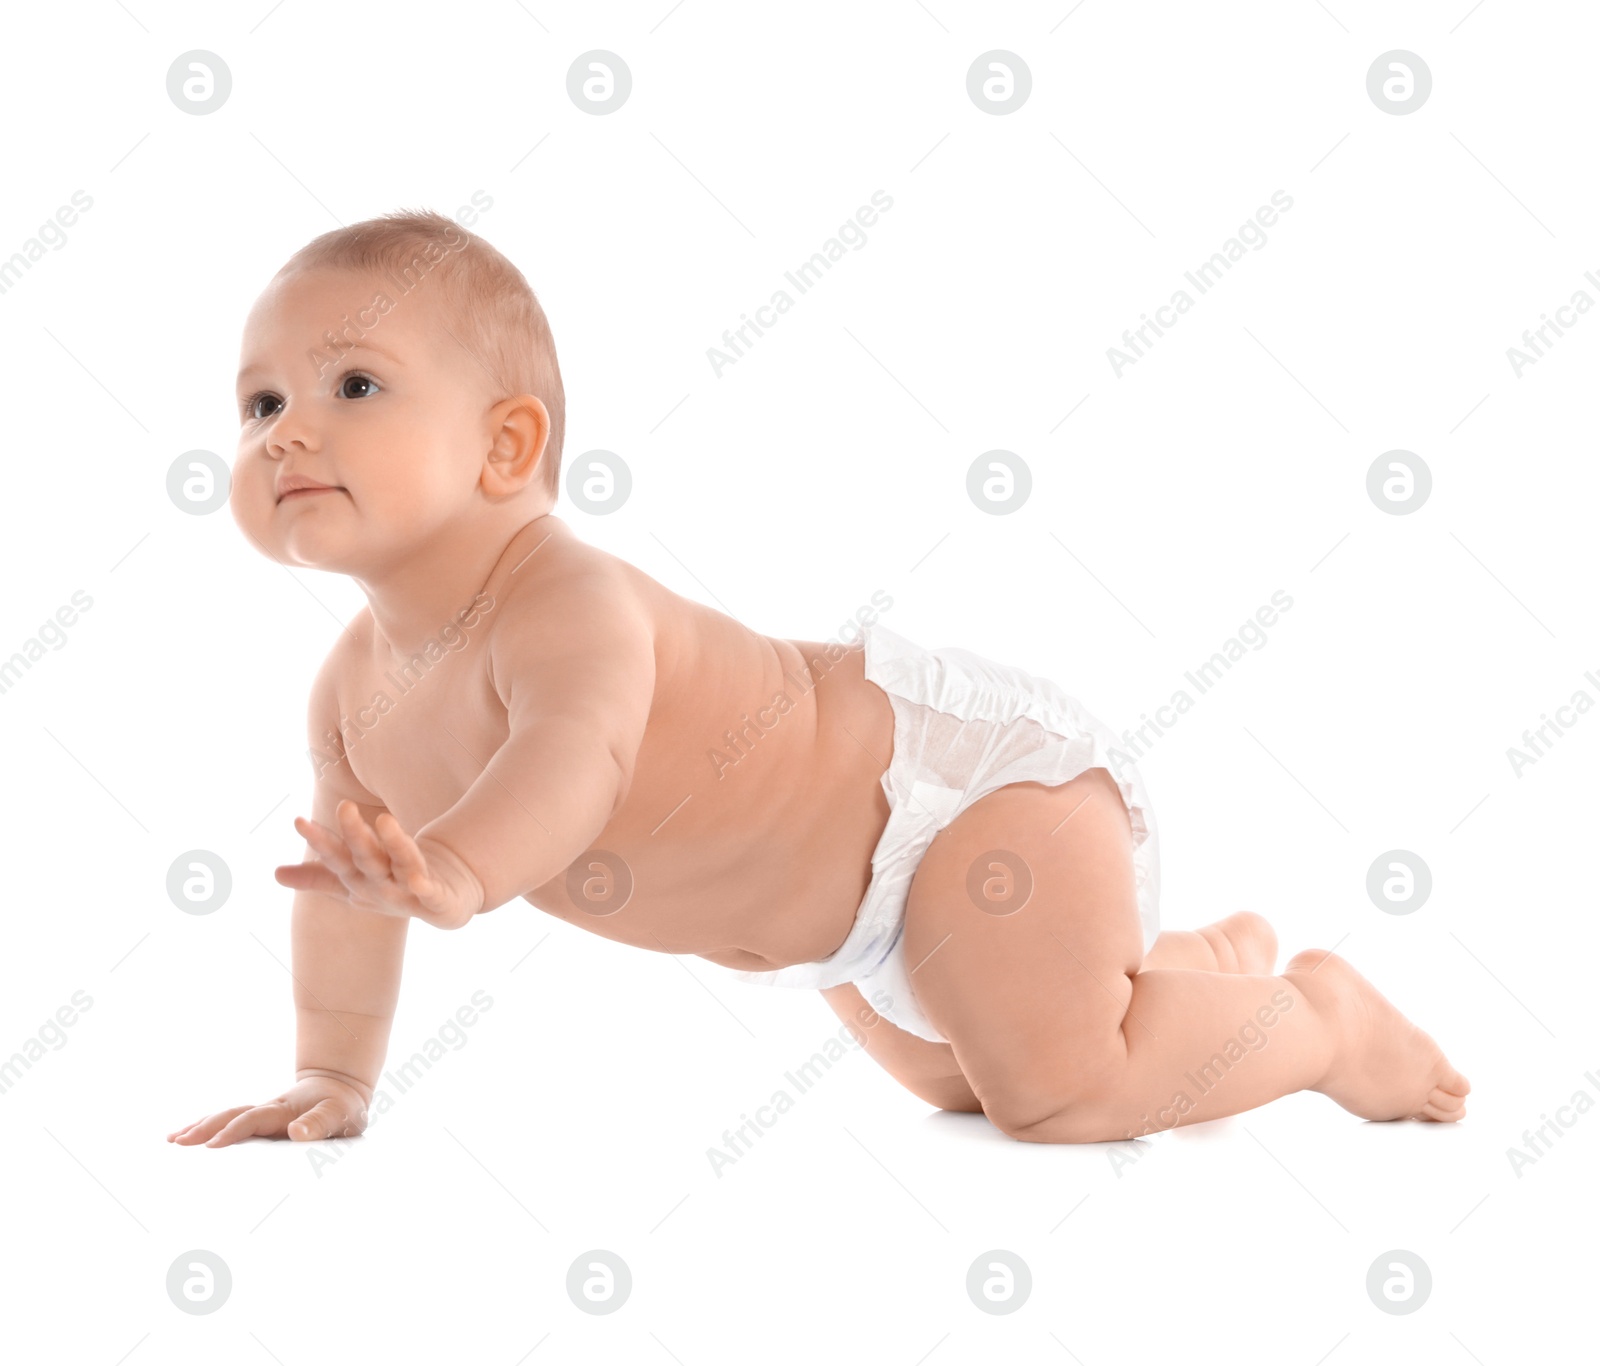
[266,417,318,458]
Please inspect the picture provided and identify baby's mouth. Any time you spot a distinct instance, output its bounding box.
[278,486,346,504]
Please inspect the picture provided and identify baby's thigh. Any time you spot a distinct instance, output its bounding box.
[819,983,981,1112]
[900,768,1146,1128]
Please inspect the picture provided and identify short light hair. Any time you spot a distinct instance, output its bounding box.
[277,208,564,501]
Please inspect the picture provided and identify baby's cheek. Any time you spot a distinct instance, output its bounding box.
[388,468,469,528]
[229,469,282,549]
[225,470,252,532]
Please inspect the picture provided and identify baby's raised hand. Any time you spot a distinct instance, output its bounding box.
[275,800,485,929]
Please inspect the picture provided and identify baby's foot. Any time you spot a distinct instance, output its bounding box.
[1284,949,1471,1123]
[1201,910,1279,975]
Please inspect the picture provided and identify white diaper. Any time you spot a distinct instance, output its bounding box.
[713,622,1161,1044]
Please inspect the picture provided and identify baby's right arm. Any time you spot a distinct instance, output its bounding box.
[167,656,407,1147]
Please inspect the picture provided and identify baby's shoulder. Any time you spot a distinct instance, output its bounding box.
[301,607,385,801]
[485,531,655,639]
[311,605,376,690]
[481,533,664,710]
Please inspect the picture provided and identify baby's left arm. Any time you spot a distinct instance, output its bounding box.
[415,567,657,916]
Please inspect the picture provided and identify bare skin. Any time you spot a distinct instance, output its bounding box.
[889,773,1468,1141]
[819,909,1285,1114]
[168,263,1469,1148]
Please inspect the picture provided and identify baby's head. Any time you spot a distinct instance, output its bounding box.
[232,208,564,573]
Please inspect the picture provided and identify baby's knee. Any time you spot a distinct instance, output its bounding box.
[922,1076,984,1113]
[977,1046,1127,1140]
[986,1095,1120,1143]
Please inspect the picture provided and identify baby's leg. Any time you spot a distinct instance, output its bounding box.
[828,869,1279,1115]
[820,983,982,1113]
[901,770,1469,1143]
[1140,910,1278,975]
[822,912,1276,1111]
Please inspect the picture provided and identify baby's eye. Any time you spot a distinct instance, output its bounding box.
[240,372,379,422]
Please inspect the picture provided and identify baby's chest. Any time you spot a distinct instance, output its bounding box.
[335,662,509,829]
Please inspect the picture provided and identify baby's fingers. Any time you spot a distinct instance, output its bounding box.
[376,814,433,891]
[295,814,357,868]
[204,1102,292,1148]
[338,802,393,881]
[273,861,348,897]
[288,1097,366,1142]
[167,1106,253,1145]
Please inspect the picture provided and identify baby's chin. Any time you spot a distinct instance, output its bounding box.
[259,501,363,569]
[243,494,476,574]
[275,513,451,577]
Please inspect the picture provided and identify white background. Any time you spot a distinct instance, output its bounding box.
[1,1,1594,1361]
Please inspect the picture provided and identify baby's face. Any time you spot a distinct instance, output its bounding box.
[232,266,498,574]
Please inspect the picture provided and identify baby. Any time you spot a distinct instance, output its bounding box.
[168,210,1468,1149]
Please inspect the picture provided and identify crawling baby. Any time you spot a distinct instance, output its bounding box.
[168,210,1468,1149]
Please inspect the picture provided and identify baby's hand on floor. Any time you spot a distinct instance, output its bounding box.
[166,1074,369,1147]
[276,801,485,929]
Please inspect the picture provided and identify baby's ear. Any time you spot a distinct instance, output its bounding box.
[483,394,550,495]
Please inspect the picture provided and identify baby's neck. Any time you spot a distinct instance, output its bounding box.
[358,513,562,660]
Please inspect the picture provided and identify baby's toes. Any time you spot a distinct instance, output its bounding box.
[1420,1087,1467,1122]
[1228,910,1279,974]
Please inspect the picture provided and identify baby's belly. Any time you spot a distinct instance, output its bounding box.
[521,639,895,969]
